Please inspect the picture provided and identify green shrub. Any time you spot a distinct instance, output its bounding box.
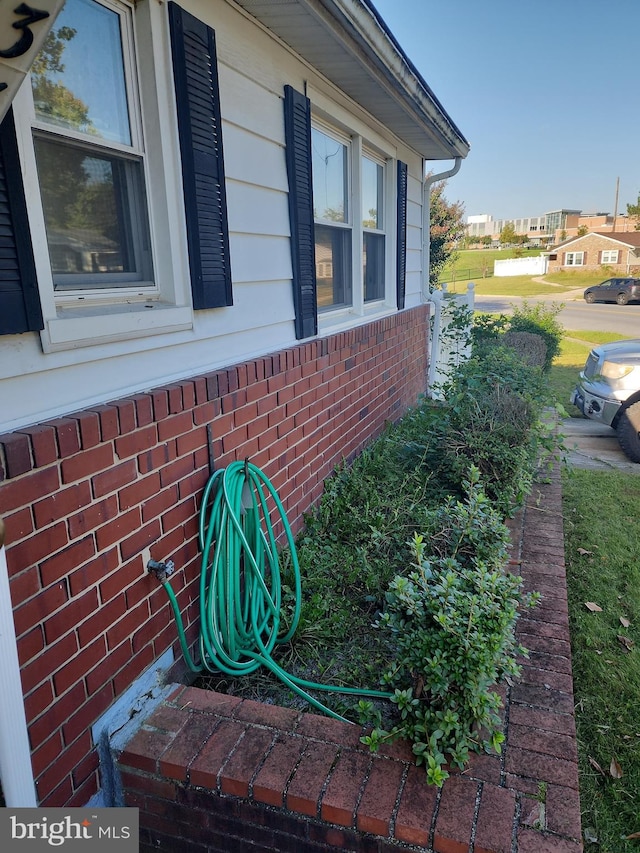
[437,346,546,516]
[509,301,563,372]
[502,330,547,369]
[472,302,563,373]
[471,312,508,350]
[363,469,539,785]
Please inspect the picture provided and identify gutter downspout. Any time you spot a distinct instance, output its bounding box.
[421,156,463,300]
[421,158,462,394]
[0,517,37,806]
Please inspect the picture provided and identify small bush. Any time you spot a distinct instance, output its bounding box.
[509,301,563,372]
[471,313,509,350]
[436,346,546,516]
[472,302,563,373]
[363,469,539,786]
[502,330,547,369]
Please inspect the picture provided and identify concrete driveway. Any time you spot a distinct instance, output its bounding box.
[562,417,640,473]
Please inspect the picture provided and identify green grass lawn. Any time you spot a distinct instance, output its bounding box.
[548,329,638,850]
[442,252,621,297]
[444,247,541,277]
[562,470,640,852]
[449,275,577,297]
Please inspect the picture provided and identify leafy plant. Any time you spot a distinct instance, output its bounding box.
[429,180,465,288]
[509,301,563,373]
[436,346,547,516]
[363,469,539,785]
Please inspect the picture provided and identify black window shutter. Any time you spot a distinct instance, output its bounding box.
[0,108,43,335]
[168,2,232,310]
[396,160,408,310]
[283,85,317,339]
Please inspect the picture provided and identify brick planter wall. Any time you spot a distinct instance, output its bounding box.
[0,305,429,807]
[116,459,583,853]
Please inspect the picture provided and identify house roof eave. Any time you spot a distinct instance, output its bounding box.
[232,0,470,161]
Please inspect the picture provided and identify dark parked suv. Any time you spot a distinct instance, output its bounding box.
[583,277,640,305]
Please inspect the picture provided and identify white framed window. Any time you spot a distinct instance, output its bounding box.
[565,252,584,266]
[601,250,619,264]
[31,0,153,292]
[312,124,352,310]
[13,0,192,351]
[310,99,394,321]
[362,153,385,303]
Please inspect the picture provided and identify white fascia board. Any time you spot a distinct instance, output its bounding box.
[233,0,469,161]
[326,0,469,156]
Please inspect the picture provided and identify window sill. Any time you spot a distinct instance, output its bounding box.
[40,302,193,352]
[317,303,397,337]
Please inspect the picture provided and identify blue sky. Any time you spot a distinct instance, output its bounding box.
[372,0,640,222]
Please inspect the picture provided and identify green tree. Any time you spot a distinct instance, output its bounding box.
[626,192,640,229]
[31,26,93,133]
[429,180,465,288]
[577,225,589,237]
[499,222,517,245]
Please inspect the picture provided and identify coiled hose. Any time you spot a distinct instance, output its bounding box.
[162,460,392,722]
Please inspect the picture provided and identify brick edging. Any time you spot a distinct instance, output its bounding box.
[117,456,583,853]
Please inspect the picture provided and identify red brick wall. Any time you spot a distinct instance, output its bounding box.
[0,306,429,807]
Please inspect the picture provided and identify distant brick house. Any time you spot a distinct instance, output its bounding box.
[546,231,640,274]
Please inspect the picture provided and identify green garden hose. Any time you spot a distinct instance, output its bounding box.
[162,459,392,722]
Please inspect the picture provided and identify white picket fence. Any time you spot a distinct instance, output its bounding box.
[494,256,548,277]
[427,282,475,397]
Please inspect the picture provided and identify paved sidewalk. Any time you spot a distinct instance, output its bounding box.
[561,417,640,473]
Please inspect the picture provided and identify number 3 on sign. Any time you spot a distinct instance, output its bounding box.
[0,2,50,59]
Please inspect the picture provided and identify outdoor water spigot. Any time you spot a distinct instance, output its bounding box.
[147,558,175,581]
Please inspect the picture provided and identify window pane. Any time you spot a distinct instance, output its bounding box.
[363,232,384,302]
[34,135,150,288]
[312,128,348,223]
[315,224,352,309]
[31,0,131,145]
[362,156,383,229]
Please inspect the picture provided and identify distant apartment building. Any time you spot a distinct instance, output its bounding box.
[466,210,639,246]
[560,212,639,240]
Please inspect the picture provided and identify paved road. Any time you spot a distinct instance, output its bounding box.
[474,291,640,337]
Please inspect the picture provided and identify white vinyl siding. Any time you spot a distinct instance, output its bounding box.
[1,0,425,431]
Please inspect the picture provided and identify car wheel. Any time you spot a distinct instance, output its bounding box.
[584,292,596,303]
[616,292,629,305]
[616,401,640,463]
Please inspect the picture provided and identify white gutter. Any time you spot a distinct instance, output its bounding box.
[421,157,463,299]
[0,519,37,806]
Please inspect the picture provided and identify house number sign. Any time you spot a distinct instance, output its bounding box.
[0,0,64,123]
